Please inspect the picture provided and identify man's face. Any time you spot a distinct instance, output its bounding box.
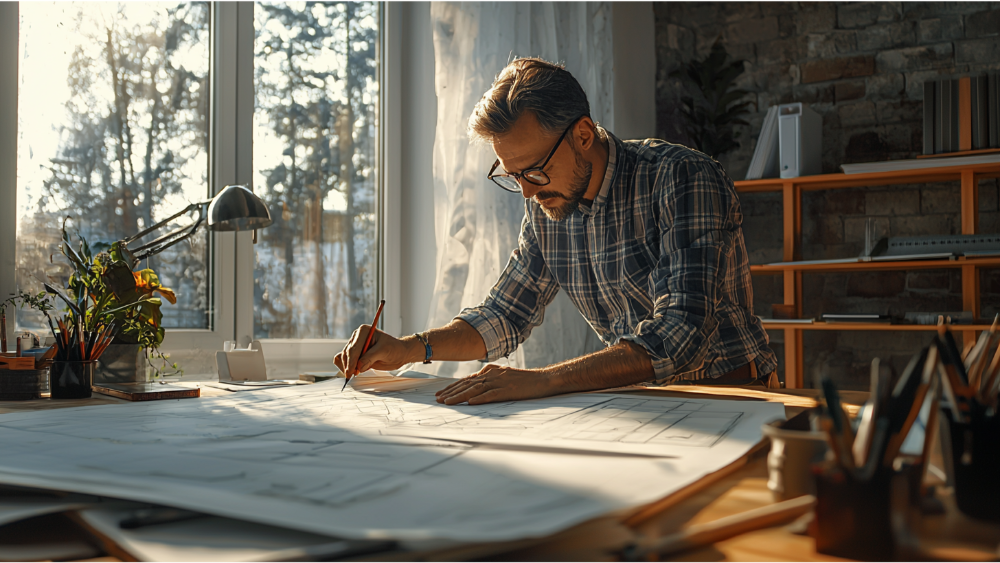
[492,113,592,221]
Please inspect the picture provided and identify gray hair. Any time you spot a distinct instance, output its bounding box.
[468,57,591,144]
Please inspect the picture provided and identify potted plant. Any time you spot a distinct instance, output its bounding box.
[669,38,753,160]
[0,290,56,400]
[1,290,55,353]
[53,218,182,382]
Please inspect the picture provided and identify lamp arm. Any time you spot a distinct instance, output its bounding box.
[123,199,213,245]
[131,203,206,253]
[130,218,199,253]
[131,217,205,266]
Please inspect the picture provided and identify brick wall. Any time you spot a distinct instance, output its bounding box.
[654,2,1000,389]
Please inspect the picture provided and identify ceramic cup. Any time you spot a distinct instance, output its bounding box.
[762,417,828,501]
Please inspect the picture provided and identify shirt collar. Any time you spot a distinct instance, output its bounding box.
[578,127,619,216]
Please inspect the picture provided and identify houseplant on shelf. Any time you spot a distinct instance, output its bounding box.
[52,218,182,382]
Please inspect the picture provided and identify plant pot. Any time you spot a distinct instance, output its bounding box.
[50,361,95,399]
[96,344,147,384]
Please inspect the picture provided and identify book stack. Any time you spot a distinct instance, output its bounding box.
[923,74,1000,155]
[745,105,779,180]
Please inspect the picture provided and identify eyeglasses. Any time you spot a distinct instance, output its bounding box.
[487,117,581,193]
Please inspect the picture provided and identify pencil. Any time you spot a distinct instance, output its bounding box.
[342,299,386,391]
[883,378,930,467]
[632,495,816,558]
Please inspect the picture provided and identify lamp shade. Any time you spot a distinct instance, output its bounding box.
[208,185,273,231]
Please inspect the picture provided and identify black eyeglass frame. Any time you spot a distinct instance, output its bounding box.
[487,117,584,193]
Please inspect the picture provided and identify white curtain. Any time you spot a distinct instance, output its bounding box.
[426,2,614,377]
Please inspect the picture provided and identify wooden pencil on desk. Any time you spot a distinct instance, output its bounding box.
[630,495,816,559]
[964,315,998,391]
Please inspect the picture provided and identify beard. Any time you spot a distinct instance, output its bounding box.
[535,148,592,221]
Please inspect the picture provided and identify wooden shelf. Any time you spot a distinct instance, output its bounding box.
[734,160,996,389]
[916,147,1000,159]
[735,161,1000,193]
[750,257,1000,274]
[761,321,993,331]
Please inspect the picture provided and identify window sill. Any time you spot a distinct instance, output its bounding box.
[159,337,345,380]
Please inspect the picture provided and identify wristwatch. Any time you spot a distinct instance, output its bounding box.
[413,332,432,364]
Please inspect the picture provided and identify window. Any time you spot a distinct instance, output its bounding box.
[0,2,385,373]
[15,2,211,332]
[252,2,380,339]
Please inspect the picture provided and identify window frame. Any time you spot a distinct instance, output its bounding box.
[240,1,399,370]
[0,1,398,377]
[0,3,232,362]
[0,4,16,327]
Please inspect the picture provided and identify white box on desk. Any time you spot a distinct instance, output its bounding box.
[216,340,267,381]
[778,102,822,178]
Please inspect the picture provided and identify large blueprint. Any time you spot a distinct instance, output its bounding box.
[0,376,784,542]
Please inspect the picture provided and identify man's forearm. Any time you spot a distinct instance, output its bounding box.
[543,340,655,393]
[402,319,488,364]
[434,335,655,405]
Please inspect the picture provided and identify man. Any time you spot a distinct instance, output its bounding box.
[334,57,776,405]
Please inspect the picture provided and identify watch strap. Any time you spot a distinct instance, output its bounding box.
[413,332,432,364]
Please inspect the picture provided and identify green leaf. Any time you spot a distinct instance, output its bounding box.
[103,261,139,303]
[671,37,751,158]
[110,241,137,267]
[136,269,161,288]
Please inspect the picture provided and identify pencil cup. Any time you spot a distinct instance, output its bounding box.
[941,410,1000,521]
[50,361,95,399]
[810,465,896,561]
[762,413,827,501]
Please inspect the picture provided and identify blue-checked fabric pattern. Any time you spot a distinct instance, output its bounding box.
[456,130,776,383]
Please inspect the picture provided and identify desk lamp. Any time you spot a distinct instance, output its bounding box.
[118,185,273,267]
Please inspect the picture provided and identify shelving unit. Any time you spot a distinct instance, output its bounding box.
[734,160,1000,388]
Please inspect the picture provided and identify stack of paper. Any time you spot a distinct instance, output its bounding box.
[745,106,780,180]
[0,376,785,543]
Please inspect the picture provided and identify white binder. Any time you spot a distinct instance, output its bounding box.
[745,106,780,180]
[778,103,822,178]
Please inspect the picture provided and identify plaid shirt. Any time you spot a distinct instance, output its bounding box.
[456,130,776,383]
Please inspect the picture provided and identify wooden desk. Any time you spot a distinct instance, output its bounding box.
[627,454,999,562]
[1,384,997,561]
[0,391,126,413]
[0,382,232,414]
[493,386,998,562]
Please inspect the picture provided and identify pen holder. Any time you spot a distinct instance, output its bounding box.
[50,361,95,399]
[941,409,1000,521]
[810,464,897,561]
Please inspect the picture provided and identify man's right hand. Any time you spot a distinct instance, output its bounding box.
[333,326,420,377]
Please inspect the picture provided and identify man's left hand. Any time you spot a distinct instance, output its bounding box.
[435,364,554,405]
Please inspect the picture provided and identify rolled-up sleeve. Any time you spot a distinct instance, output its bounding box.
[455,210,561,361]
[616,159,735,382]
